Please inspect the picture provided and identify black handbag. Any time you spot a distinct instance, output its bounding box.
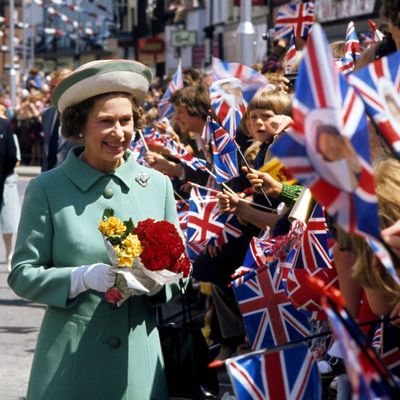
[158,283,219,399]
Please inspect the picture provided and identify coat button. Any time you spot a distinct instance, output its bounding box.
[109,337,121,348]
[103,188,114,199]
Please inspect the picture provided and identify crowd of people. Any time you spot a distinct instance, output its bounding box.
[1,0,400,398]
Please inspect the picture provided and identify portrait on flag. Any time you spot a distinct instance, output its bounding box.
[305,108,362,193]
[210,77,246,112]
[348,51,400,158]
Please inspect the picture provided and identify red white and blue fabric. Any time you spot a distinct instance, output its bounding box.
[368,19,384,43]
[208,117,239,183]
[286,203,338,313]
[338,21,361,75]
[348,50,400,159]
[176,199,189,235]
[380,323,400,378]
[284,31,297,74]
[322,298,399,399]
[185,242,206,263]
[242,232,273,270]
[187,186,241,247]
[271,24,400,285]
[212,57,269,105]
[164,137,208,172]
[226,344,321,400]
[215,215,243,247]
[210,78,247,137]
[232,265,310,351]
[129,138,150,167]
[158,60,184,119]
[142,126,163,143]
[274,2,315,40]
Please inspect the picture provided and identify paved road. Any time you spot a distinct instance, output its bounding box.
[0,171,44,400]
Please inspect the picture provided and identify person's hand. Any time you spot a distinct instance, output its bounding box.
[147,139,165,153]
[69,263,116,298]
[154,121,180,143]
[382,220,400,259]
[390,300,400,327]
[269,114,293,134]
[217,190,244,214]
[242,166,283,197]
[144,151,170,173]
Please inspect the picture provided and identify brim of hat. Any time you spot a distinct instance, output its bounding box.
[52,60,152,113]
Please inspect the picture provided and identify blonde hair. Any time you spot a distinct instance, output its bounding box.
[247,87,292,116]
[352,157,400,301]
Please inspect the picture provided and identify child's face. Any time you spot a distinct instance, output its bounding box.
[248,108,277,143]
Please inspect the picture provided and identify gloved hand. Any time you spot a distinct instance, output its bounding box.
[69,263,116,299]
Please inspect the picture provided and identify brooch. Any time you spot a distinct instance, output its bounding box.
[135,172,150,187]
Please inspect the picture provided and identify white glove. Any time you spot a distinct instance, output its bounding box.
[68,263,116,299]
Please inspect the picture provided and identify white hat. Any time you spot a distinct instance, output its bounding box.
[52,59,152,113]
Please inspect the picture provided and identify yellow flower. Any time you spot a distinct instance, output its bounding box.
[122,234,143,258]
[117,252,135,267]
[99,216,127,237]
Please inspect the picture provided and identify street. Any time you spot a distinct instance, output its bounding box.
[0,169,44,400]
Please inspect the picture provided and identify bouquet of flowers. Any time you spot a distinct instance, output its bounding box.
[98,208,191,306]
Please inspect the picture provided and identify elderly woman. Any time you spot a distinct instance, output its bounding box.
[8,60,182,399]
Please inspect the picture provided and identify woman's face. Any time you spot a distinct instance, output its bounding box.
[82,94,134,172]
[249,108,277,142]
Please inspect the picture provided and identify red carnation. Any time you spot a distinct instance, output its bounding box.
[136,219,186,272]
[105,287,124,306]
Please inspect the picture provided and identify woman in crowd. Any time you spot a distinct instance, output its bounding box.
[8,59,184,400]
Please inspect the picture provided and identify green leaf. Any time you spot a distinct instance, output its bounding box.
[124,218,135,235]
[102,208,115,221]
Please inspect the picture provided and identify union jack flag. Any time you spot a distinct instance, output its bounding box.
[129,138,150,167]
[212,57,269,105]
[271,23,400,285]
[226,344,321,400]
[284,31,297,74]
[210,78,247,136]
[368,19,384,43]
[164,137,208,172]
[322,297,400,399]
[338,21,361,75]
[274,2,315,40]
[186,186,241,246]
[242,232,272,270]
[186,242,206,263]
[232,265,310,351]
[348,50,400,159]
[375,321,400,378]
[286,203,338,312]
[176,199,189,234]
[207,117,239,183]
[215,215,243,247]
[158,60,184,119]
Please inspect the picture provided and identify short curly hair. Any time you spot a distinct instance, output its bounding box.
[60,92,143,139]
[381,0,400,28]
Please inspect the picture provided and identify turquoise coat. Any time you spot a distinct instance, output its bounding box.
[8,147,182,400]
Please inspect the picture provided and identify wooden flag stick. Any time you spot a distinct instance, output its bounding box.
[188,181,278,213]
[233,140,273,207]
[137,129,149,152]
